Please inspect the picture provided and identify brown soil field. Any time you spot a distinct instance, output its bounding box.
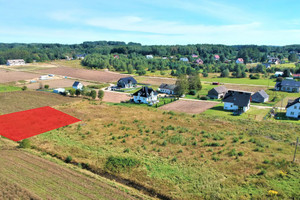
[0,149,140,200]
[135,76,176,86]
[0,91,78,114]
[25,79,92,89]
[37,67,127,83]
[103,91,131,103]
[224,84,268,93]
[0,69,39,83]
[160,100,219,114]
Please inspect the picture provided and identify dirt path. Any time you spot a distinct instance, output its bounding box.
[0,148,143,200]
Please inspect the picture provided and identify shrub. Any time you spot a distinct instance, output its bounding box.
[238,151,244,156]
[90,90,97,99]
[75,89,81,96]
[105,156,140,173]
[228,149,237,156]
[98,90,104,100]
[171,157,177,162]
[200,96,208,100]
[65,156,72,163]
[263,159,270,164]
[18,139,31,148]
[123,148,130,153]
[69,88,76,96]
[189,90,196,95]
[161,140,168,146]
[212,156,220,162]
[21,86,27,91]
[232,137,239,143]
[44,84,49,89]
[258,169,267,175]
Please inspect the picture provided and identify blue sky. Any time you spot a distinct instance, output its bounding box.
[1,0,300,45]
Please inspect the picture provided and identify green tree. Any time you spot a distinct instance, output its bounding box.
[288,53,298,62]
[174,75,189,96]
[188,72,202,91]
[127,64,134,74]
[69,88,76,96]
[220,69,230,77]
[75,89,81,96]
[21,86,27,91]
[19,139,31,148]
[90,89,97,99]
[44,85,49,89]
[98,90,104,100]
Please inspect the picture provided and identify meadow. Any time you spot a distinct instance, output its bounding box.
[0,84,21,93]
[26,100,299,199]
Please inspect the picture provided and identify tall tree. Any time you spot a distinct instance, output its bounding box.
[188,72,202,91]
[174,75,189,96]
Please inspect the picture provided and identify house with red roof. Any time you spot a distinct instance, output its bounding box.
[236,58,244,64]
[195,58,204,65]
[214,55,220,60]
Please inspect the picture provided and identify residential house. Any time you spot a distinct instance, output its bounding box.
[251,90,269,103]
[159,83,176,95]
[76,54,86,60]
[192,54,198,58]
[146,55,153,59]
[132,87,158,104]
[180,57,189,62]
[214,55,220,60]
[113,55,119,59]
[275,79,300,93]
[6,59,25,66]
[72,81,84,90]
[293,74,300,79]
[236,58,244,64]
[223,90,251,114]
[262,63,271,69]
[53,88,65,94]
[207,86,228,99]
[275,71,283,77]
[286,98,300,119]
[195,58,204,65]
[117,77,137,88]
[268,58,280,65]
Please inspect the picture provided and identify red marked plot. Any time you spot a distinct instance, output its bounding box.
[0,106,80,141]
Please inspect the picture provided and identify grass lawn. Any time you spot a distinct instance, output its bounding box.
[0,84,22,93]
[202,77,276,86]
[271,63,297,68]
[25,100,300,199]
[49,60,85,69]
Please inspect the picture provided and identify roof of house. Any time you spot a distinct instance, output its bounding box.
[133,87,157,97]
[223,90,251,107]
[236,58,244,63]
[7,59,25,62]
[281,79,300,87]
[159,83,176,90]
[72,81,81,87]
[180,57,189,61]
[211,86,228,94]
[252,90,269,99]
[214,55,220,59]
[286,97,300,108]
[118,77,137,84]
[293,74,300,77]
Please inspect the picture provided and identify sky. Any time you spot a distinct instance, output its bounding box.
[0,0,300,45]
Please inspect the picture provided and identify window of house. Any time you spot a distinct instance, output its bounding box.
[291,112,294,115]
[295,106,297,109]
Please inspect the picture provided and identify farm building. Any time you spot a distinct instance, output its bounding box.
[53,88,65,94]
[207,86,228,99]
[117,77,137,88]
[133,86,158,105]
[251,90,269,103]
[72,81,83,90]
[180,57,189,62]
[159,83,176,95]
[6,59,25,66]
[275,71,283,77]
[286,97,300,119]
[275,79,300,93]
[223,90,251,114]
[146,55,153,59]
[40,75,52,80]
[236,58,244,64]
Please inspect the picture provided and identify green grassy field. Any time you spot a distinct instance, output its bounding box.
[0,84,22,93]
[202,77,276,86]
[23,100,300,199]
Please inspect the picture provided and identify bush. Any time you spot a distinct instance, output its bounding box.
[105,156,140,173]
[65,156,72,163]
[90,90,97,99]
[21,86,27,91]
[98,90,104,100]
[189,90,196,95]
[200,96,208,100]
[258,169,267,175]
[238,151,244,156]
[18,139,31,148]
[69,88,76,96]
[44,84,49,89]
[75,89,81,96]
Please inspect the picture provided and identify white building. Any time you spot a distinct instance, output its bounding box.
[6,59,25,66]
[146,55,153,59]
[53,88,65,94]
[223,90,251,114]
[159,83,176,95]
[275,71,283,77]
[132,87,158,104]
[72,81,84,90]
[286,98,300,119]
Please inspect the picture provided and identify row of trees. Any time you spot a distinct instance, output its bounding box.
[174,73,202,96]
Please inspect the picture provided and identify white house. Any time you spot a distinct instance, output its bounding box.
[286,98,300,119]
[275,79,300,93]
[275,71,283,77]
[180,57,189,62]
[132,87,158,105]
[6,59,25,66]
[72,81,84,90]
[40,75,51,80]
[159,83,176,95]
[146,55,153,59]
[223,90,251,114]
[117,77,137,88]
[53,88,65,94]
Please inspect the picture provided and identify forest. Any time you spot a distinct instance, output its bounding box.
[1,41,300,76]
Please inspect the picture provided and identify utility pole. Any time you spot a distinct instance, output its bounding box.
[293,137,299,163]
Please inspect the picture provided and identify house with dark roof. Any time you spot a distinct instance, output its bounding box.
[207,86,228,99]
[72,81,83,90]
[223,90,251,114]
[159,83,176,95]
[286,98,300,119]
[275,79,300,93]
[251,90,269,103]
[117,77,137,88]
[132,87,158,104]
